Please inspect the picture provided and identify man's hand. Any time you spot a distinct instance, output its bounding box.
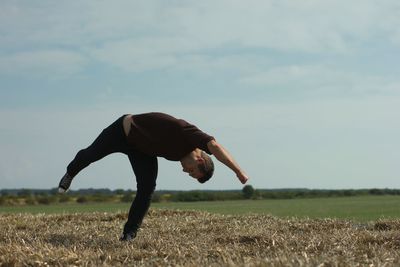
[207,140,249,184]
[237,172,249,184]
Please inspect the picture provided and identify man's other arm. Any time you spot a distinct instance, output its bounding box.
[207,139,249,184]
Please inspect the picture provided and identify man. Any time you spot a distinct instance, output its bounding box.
[58,112,249,241]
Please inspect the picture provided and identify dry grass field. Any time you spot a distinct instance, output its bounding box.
[1,209,400,266]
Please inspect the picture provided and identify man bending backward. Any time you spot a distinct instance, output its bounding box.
[58,112,249,241]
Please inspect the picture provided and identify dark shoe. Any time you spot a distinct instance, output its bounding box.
[58,173,73,193]
[120,232,136,241]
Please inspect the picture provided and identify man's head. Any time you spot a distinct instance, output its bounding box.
[181,149,214,183]
[197,151,214,183]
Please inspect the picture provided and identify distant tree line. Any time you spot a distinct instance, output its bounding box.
[0,186,400,206]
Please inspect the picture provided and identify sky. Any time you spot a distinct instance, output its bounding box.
[1,0,399,191]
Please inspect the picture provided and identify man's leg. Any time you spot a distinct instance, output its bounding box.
[59,116,127,191]
[121,152,158,240]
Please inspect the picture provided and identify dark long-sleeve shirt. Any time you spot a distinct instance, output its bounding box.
[127,112,214,161]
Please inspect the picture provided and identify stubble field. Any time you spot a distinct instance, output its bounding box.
[1,209,400,266]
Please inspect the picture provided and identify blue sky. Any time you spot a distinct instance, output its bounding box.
[1,1,399,190]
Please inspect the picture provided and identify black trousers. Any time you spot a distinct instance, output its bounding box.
[66,115,158,234]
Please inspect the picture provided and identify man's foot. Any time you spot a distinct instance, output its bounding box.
[58,173,73,193]
[119,232,136,241]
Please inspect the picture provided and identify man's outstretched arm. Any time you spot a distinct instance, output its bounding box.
[207,139,249,184]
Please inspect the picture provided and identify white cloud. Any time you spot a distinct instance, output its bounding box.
[150,0,388,53]
[0,50,87,78]
[85,0,380,72]
[1,0,399,75]
[240,64,400,97]
[89,37,196,72]
[376,2,400,46]
[0,1,161,47]
[2,1,400,190]
[90,37,264,74]
[1,96,400,189]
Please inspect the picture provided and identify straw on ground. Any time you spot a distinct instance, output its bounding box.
[1,209,400,266]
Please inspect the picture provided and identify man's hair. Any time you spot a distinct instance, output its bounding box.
[197,151,214,183]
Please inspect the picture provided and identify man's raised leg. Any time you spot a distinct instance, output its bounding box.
[59,115,127,192]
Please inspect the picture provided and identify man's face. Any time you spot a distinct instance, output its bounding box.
[181,162,204,179]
